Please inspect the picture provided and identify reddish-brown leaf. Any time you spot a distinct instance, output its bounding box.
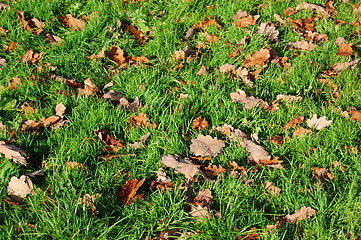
[244,48,270,68]
[349,108,361,122]
[336,43,353,56]
[58,14,85,31]
[234,15,256,28]
[203,165,226,178]
[237,227,259,240]
[293,127,313,137]
[7,76,21,89]
[4,42,17,52]
[20,50,44,64]
[77,78,100,96]
[108,46,126,65]
[45,33,63,45]
[66,162,87,170]
[192,116,210,130]
[282,115,304,130]
[97,129,124,152]
[118,178,145,205]
[268,135,284,145]
[86,47,106,60]
[128,113,156,128]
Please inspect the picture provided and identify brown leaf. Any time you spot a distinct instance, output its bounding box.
[212,124,234,136]
[78,193,101,215]
[276,94,302,103]
[0,57,6,68]
[20,50,44,64]
[55,103,66,118]
[285,206,317,222]
[192,116,210,130]
[237,227,259,240]
[284,7,299,16]
[293,127,313,137]
[264,181,281,196]
[336,43,353,56]
[58,14,85,31]
[128,113,155,128]
[45,33,63,45]
[150,168,174,191]
[196,65,207,76]
[234,15,257,28]
[232,10,248,19]
[4,42,18,52]
[118,178,145,205]
[288,40,317,51]
[244,48,270,68]
[349,108,361,121]
[282,115,304,130]
[0,122,6,132]
[7,76,21,89]
[17,11,45,34]
[190,189,213,219]
[287,18,314,32]
[306,114,332,130]
[295,2,329,17]
[161,155,202,180]
[108,45,126,65]
[129,132,151,149]
[312,167,334,186]
[257,22,279,42]
[86,47,106,60]
[0,3,9,11]
[205,33,220,43]
[330,161,346,172]
[230,89,269,109]
[97,129,124,152]
[77,78,101,96]
[66,161,87,170]
[21,101,37,114]
[219,64,236,73]
[203,165,226,178]
[190,135,225,157]
[7,175,34,204]
[268,135,284,145]
[0,141,27,165]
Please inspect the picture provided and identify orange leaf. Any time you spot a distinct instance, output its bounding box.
[192,116,209,130]
[118,178,145,205]
[336,43,353,56]
[282,115,304,130]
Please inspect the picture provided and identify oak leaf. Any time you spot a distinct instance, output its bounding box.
[161,155,202,180]
[128,113,156,128]
[7,175,34,204]
[285,206,317,222]
[276,94,302,103]
[192,116,209,130]
[336,43,353,56]
[7,76,21,89]
[190,135,225,157]
[230,89,269,109]
[234,15,257,28]
[196,65,207,76]
[349,108,361,122]
[257,22,279,42]
[0,141,27,165]
[190,189,213,219]
[17,11,45,35]
[45,33,63,45]
[20,50,44,64]
[244,48,270,68]
[118,178,145,205]
[295,2,329,17]
[77,78,100,96]
[150,168,174,191]
[58,14,85,31]
[66,162,87,170]
[129,132,151,149]
[312,167,334,186]
[288,40,317,51]
[97,129,124,152]
[268,135,284,145]
[78,193,101,215]
[86,47,106,60]
[293,127,313,137]
[282,115,304,130]
[306,114,332,130]
[203,165,226,178]
[108,46,126,65]
[264,181,281,196]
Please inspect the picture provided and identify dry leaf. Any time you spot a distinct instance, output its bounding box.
[18,11,45,34]
[86,47,106,60]
[312,167,334,186]
[295,2,329,17]
[349,108,361,122]
[284,7,299,16]
[288,40,317,51]
[232,10,248,19]
[306,114,332,130]
[234,15,256,28]
[78,193,101,215]
[150,168,174,191]
[66,162,86,170]
[237,227,259,240]
[276,94,302,103]
[7,175,34,204]
[108,46,126,65]
[282,115,304,130]
[128,113,156,128]
[266,206,317,229]
[190,189,213,219]
[58,14,85,31]
[77,78,100,96]
[268,135,284,145]
[20,50,44,64]
[0,122,6,131]
[161,155,202,180]
[212,124,234,136]
[0,141,27,165]
[97,129,124,152]
[336,43,353,56]
[118,178,145,205]
[293,127,313,137]
[244,48,270,68]
[129,133,151,149]
[230,89,269,109]
[219,64,236,73]
[257,22,279,42]
[330,161,346,172]
[45,33,63,45]
[21,102,37,114]
[0,57,6,68]
[190,135,225,157]
[4,42,18,52]
[102,90,123,101]
[264,181,281,196]
[7,76,21,89]
[196,65,207,76]
[274,13,287,25]
[203,165,226,178]
[192,116,209,130]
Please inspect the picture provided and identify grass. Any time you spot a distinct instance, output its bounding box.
[1,0,361,239]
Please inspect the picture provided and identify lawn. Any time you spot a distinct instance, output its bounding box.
[1,0,361,239]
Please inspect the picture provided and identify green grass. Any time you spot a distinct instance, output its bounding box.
[1,0,361,239]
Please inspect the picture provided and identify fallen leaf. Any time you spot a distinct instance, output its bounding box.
[55,103,66,118]
[192,116,209,130]
[219,64,236,73]
[21,101,37,114]
[7,76,21,89]
[196,65,207,76]
[190,189,213,219]
[108,45,126,65]
[150,168,174,191]
[45,33,63,45]
[0,122,6,131]
[66,162,87,170]
[266,206,317,229]
[336,43,353,56]
[268,135,284,145]
[274,14,287,25]
[118,178,145,205]
[129,132,151,149]
[276,94,302,103]
[102,90,123,101]
[190,135,225,157]
[304,31,328,42]
[128,112,156,128]
[7,175,34,204]
[264,181,281,196]
[203,165,226,178]
[161,155,202,180]
[312,167,334,186]
[257,22,279,42]
[282,115,304,130]
[97,129,124,152]
[230,89,269,109]
[212,124,234,136]
[284,7,299,16]
[288,40,317,51]
[86,47,106,60]
[328,59,359,74]
[120,21,149,44]
[330,161,346,172]
[17,11,45,35]
[237,227,259,240]
[77,78,101,96]
[234,15,257,28]
[20,50,44,64]
[293,127,313,137]
[232,10,248,19]
[295,2,329,17]
[78,193,101,215]
[244,48,270,68]
[0,57,6,68]
[205,33,220,43]
[287,17,314,32]
[235,67,255,87]
[4,42,18,52]
[0,141,27,165]
[58,14,85,31]
[306,114,332,130]
[99,154,136,161]
[349,108,361,122]
[0,3,9,11]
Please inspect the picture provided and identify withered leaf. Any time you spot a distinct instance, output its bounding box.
[282,115,304,130]
[190,189,213,219]
[295,2,329,17]
[234,15,257,28]
[21,101,37,115]
[336,43,353,56]
[161,155,202,180]
[128,113,156,128]
[244,48,270,68]
[349,108,361,122]
[0,122,6,131]
[4,42,18,52]
[212,124,234,136]
[108,45,126,65]
[18,11,45,35]
[150,168,174,191]
[196,65,207,76]
[190,135,225,157]
[0,141,27,165]
[66,162,87,170]
[118,178,145,205]
[276,94,302,103]
[288,40,317,51]
[7,175,34,204]
[192,116,209,130]
[77,78,101,96]
[293,127,313,137]
[230,89,269,109]
[78,193,101,215]
[268,135,284,145]
[306,114,332,130]
[0,3,9,11]
[219,64,236,73]
[97,129,124,152]
[102,90,123,101]
[86,47,106,60]
[58,14,85,31]
[257,22,279,42]
[203,165,225,178]
[129,132,151,149]
[264,181,281,196]
[232,10,248,19]
[236,227,260,240]
[285,206,317,223]
[45,33,63,45]
[20,50,44,64]
[7,76,21,89]
[312,167,334,186]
